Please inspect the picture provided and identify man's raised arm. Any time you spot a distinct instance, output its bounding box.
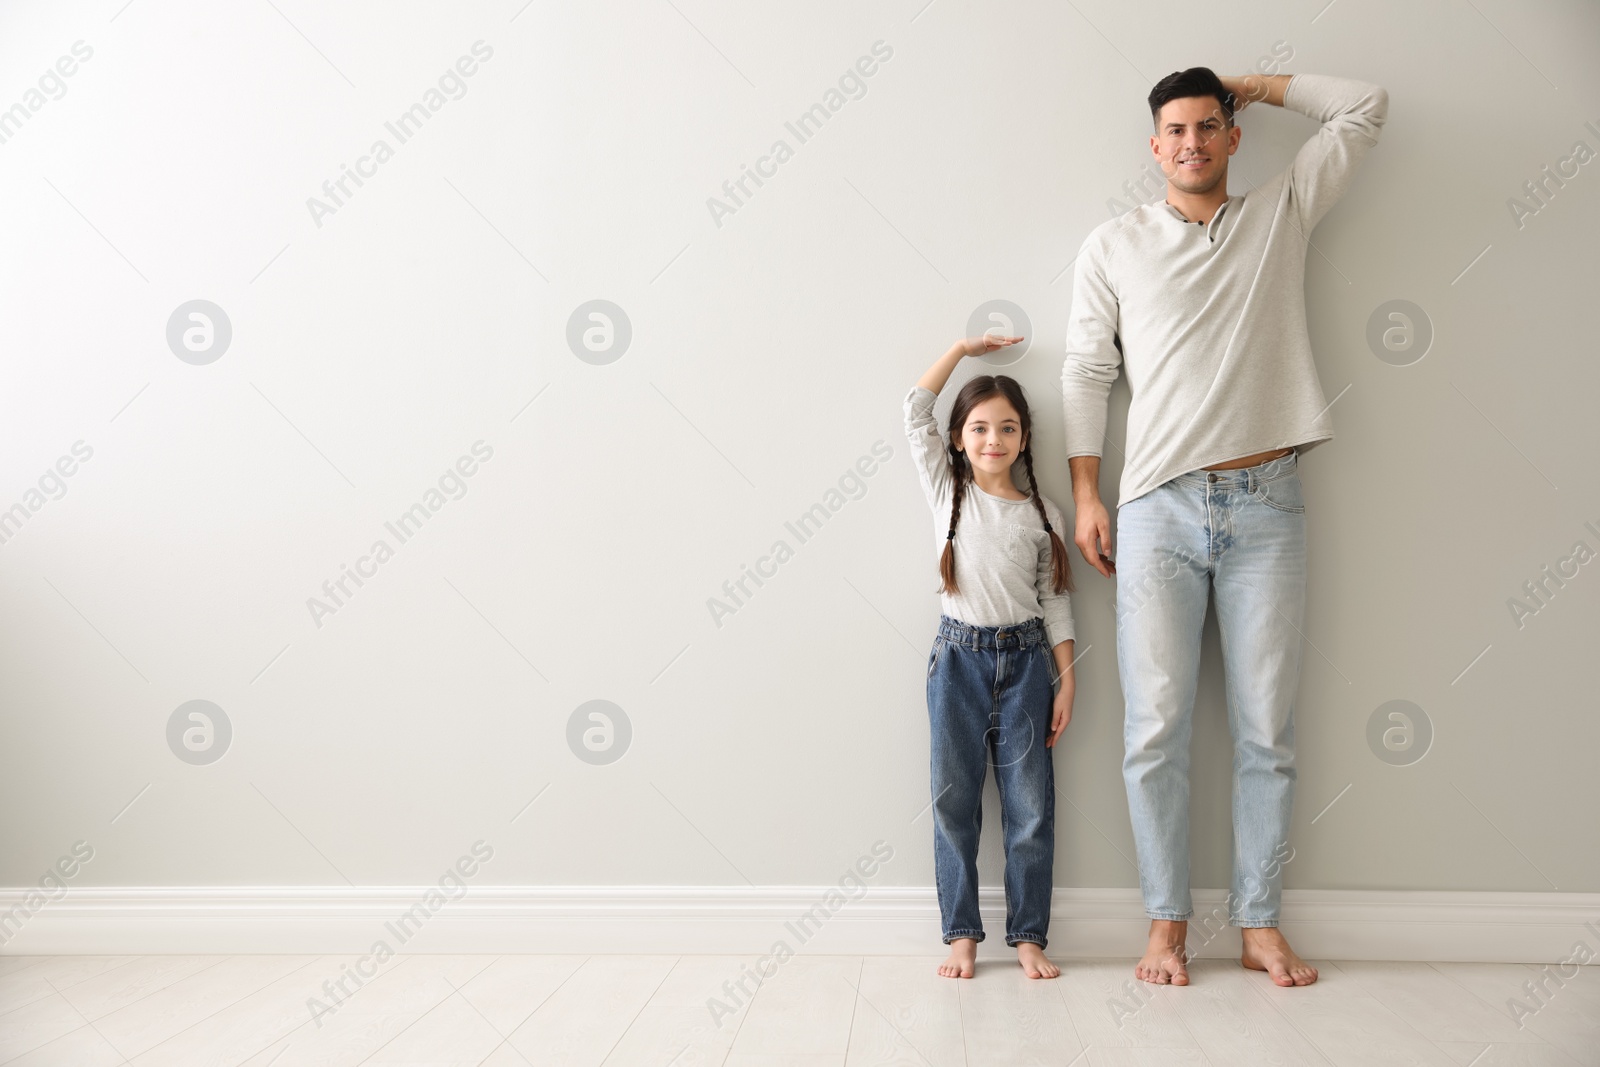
[1225,71,1389,231]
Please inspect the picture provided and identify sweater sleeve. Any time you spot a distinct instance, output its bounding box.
[1060,224,1122,458]
[903,385,953,508]
[1036,496,1076,648]
[1278,73,1389,232]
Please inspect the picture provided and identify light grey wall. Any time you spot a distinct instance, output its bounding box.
[2,0,1596,899]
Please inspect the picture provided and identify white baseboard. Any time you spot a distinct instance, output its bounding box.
[3,886,1598,963]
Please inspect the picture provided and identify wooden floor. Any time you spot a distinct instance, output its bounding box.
[0,953,1594,1066]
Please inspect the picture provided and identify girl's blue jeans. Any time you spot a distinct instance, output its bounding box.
[1116,449,1306,927]
[926,614,1056,948]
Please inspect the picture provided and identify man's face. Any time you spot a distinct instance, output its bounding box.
[1150,95,1241,195]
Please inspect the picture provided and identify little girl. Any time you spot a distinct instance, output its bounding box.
[904,335,1077,980]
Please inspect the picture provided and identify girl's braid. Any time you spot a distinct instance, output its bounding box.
[1022,446,1073,594]
[939,445,969,595]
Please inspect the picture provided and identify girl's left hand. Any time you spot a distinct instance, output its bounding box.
[1047,674,1074,748]
[957,334,1024,358]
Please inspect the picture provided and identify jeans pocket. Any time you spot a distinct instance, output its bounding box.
[1037,641,1054,679]
[1253,474,1305,514]
[928,636,946,678]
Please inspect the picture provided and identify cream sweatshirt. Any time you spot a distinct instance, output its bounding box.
[1061,73,1389,505]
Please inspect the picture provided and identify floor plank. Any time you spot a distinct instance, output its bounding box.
[1335,961,1540,1045]
[126,955,332,1067]
[961,958,1086,1066]
[1434,1041,1586,1066]
[0,955,147,1015]
[845,956,964,1067]
[1429,963,1600,1067]
[89,954,313,1059]
[1164,958,1334,1066]
[502,955,678,1065]
[231,955,495,1067]
[1247,959,1457,1066]
[1083,1049,1211,1067]
[602,956,750,1067]
[57,955,232,1021]
[729,956,862,1058]
[1,1021,131,1066]
[1054,958,1195,1049]
[0,990,91,1064]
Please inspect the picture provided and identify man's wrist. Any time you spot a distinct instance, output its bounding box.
[1068,456,1102,504]
[1233,73,1289,108]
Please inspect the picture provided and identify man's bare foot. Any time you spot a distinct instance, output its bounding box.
[1240,927,1318,986]
[1016,942,1060,979]
[1134,919,1190,985]
[938,938,977,978]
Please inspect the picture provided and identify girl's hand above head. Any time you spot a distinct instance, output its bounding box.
[958,335,1024,358]
[917,336,1026,395]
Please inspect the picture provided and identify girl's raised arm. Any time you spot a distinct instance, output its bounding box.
[916,335,1023,395]
[905,336,1026,508]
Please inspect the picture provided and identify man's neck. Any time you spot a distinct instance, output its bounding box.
[1164,185,1230,223]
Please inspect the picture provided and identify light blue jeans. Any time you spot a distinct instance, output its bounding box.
[1115,450,1306,927]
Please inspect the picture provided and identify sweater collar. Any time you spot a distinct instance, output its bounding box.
[1162,195,1236,226]
[1161,195,1238,241]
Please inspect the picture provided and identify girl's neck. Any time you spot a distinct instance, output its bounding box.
[971,468,1028,500]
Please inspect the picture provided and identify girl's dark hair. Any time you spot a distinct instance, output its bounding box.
[940,375,1073,597]
[1148,66,1235,130]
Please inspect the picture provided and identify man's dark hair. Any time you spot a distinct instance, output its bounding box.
[1148,67,1235,130]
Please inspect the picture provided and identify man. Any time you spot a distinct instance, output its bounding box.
[1060,67,1388,986]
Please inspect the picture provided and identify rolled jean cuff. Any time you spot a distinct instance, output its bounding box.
[1006,934,1047,948]
[1146,909,1194,921]
[943,929,986,944]
[1232,917,1280,929]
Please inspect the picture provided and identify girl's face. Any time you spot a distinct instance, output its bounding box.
[955,396,1026,477]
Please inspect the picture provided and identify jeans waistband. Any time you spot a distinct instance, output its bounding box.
[1171,449,1297,492]
[937,614,1047,651]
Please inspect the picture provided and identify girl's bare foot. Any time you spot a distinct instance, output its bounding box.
[1134,919,1190,985]
[1240,927,1318,986]
[1016,942,1060,979]
[938,938,977,978]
